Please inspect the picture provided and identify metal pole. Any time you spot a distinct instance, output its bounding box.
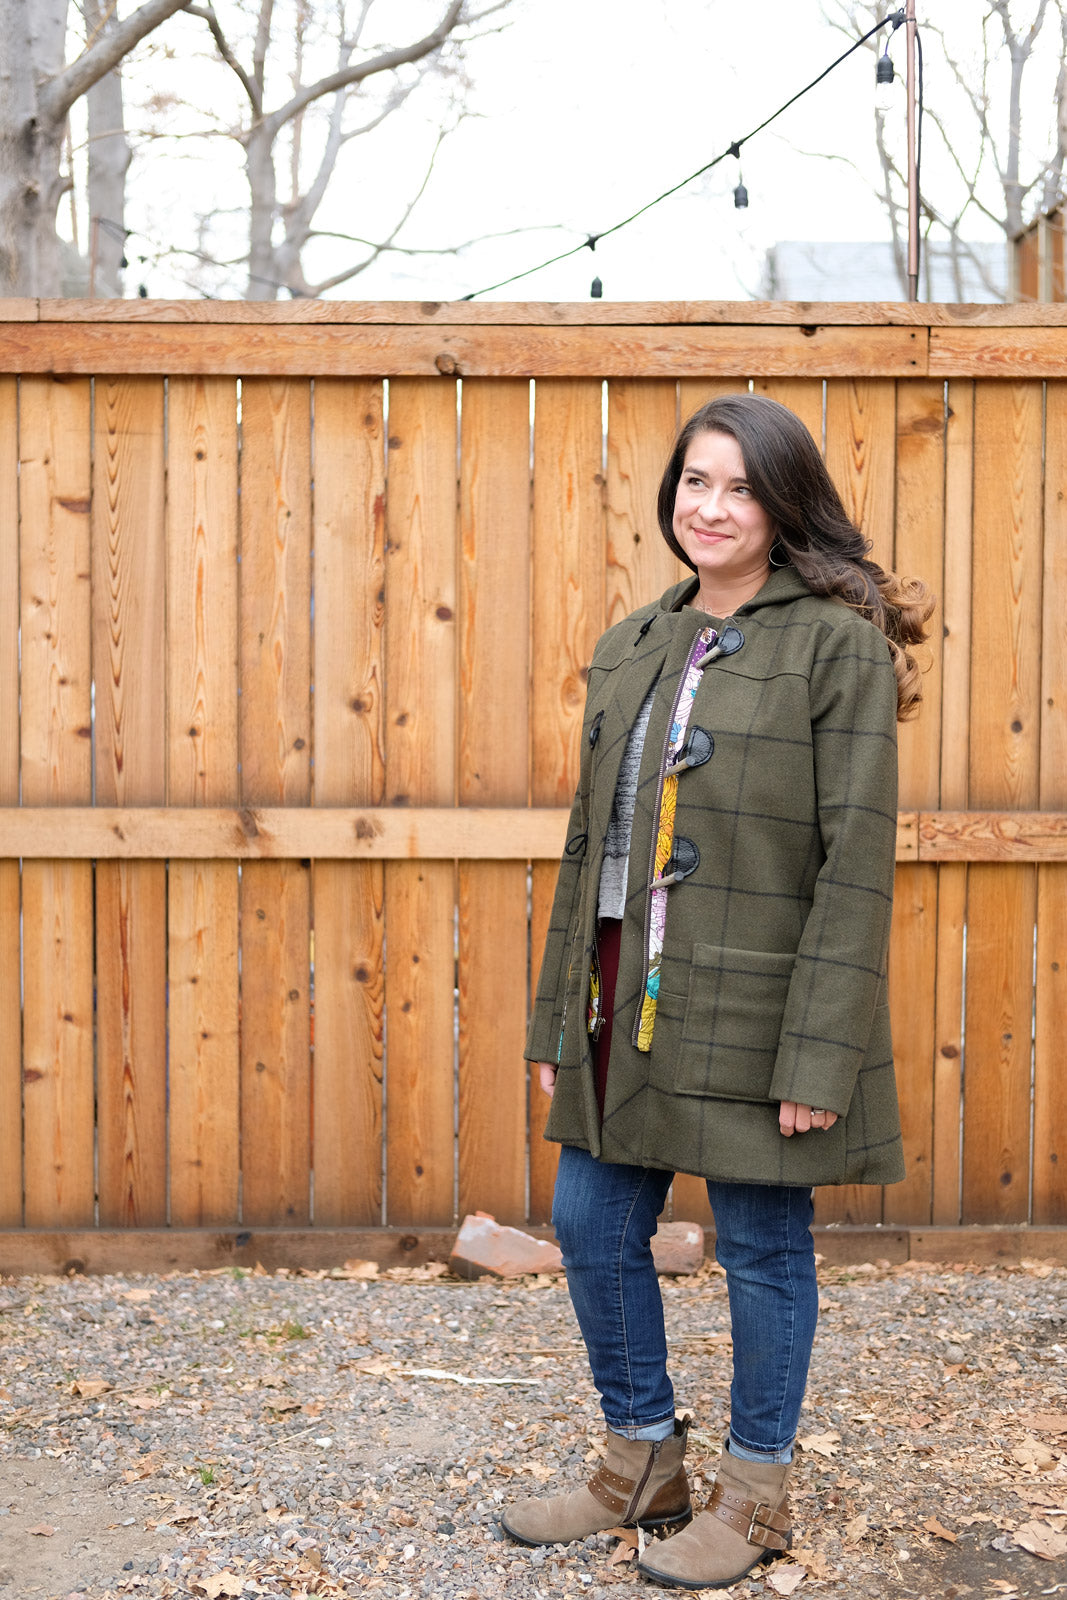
[906,0,919,300]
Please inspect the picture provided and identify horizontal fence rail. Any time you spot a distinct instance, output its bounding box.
[0,808,1066,860]
[0,301,1064,1272]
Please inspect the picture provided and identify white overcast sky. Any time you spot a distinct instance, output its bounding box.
[110,0,1040,302]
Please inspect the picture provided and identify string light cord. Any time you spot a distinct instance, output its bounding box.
[461,9,907,299]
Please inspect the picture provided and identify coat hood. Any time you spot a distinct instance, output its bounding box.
[659,567,816,618]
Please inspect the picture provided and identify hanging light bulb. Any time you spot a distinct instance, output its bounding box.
[733,178,749,209]
[876,49,894,84]
[590,275,603,299]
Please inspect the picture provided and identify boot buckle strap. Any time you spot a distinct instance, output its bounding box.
[708,1482,789,1551]
[588,1467,630,1515]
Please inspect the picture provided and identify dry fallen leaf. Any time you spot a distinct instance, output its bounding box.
[766,1562,807,1595]
[1018,1412,1067,1435]
[922,1516,958,1542]
[1013,1520,1067,1561]
[341,1259,379,1279]
[1013,1436,1058,1471]
[194,1573,245,1598]
[349,1358,392,1378]
[844,1513,869,1543]
[609,1541,637,1566]
[27,1524,55,1537]
[792,1546,833,1580]
[70,1378,112,1398]
[798,1430,841,1459]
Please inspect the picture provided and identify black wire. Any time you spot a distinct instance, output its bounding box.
[461,10,907,300]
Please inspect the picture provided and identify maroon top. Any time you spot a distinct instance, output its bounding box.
[592,918,623,1119]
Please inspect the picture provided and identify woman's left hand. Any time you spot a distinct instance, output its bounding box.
[779,1102,838,1137]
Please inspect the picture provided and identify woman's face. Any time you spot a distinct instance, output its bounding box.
[672,429,776,599]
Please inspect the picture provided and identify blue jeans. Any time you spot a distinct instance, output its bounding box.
[551,1145,818,1460]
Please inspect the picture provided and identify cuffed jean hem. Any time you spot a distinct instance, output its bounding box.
[610,1415,677,1442]
[728,1432,794,1464]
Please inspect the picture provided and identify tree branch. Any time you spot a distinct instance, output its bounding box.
[262,0,464,138]
[39,0,193,125]
[252,0,274,100]
[186,3,261,114]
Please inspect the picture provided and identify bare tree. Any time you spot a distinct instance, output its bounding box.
[0,0,192,295]
[181,0,505,299]
[84,0,133,296]
[823,0,1067,299]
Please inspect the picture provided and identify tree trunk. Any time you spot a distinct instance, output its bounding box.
[245,123,279,300]
[84,0,131,297]
[0,0,69,295]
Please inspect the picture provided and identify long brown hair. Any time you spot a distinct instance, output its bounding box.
[658,394,935,719]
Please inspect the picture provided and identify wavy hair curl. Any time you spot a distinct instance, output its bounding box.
[657,394,935,720]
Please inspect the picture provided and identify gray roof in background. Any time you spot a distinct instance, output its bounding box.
[763,239,1008,302]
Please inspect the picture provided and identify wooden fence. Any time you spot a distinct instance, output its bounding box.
[0,300,1064,1272]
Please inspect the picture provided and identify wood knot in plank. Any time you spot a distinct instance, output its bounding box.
[239,808,260,839]
[435,351,459,375]
[353,814,382,842]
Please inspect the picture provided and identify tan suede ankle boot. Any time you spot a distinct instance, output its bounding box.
[501,1416,691,1548]
[636,1437,791,1589]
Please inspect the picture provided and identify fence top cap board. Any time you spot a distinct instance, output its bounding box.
[1,299,1067,327]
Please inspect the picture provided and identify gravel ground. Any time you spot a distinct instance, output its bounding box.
[0,1256,1065,1600]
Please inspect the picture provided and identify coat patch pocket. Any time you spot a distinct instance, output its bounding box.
[676,944,795,1101]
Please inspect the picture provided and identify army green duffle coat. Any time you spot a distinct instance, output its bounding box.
[525,567,906,1188]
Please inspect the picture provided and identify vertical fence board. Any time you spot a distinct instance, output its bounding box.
[528,379,604,1222]
[679,378,752,425]
[0,378,20,1223]
[816,379,897,1226]
[825,379,897,571]
[884,381,946,1225]
[754,378,824,446]
[311,380,385,1225]
[93,378,167,1226]
[964,382,1043,1224]
[166,377,240,1226]
[239,380,312,1226]
[1035,381,1067,1222]
[605,381,681,627]
[457,380,529,1223]
[19,377,94,1227]
[930,380,974,1224]
[383,379,458,1225]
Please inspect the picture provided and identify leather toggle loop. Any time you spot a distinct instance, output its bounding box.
[664,726,714,776]
[695,624,744,668]
[565,831,588,857]
[589,710,604,749]
[651,836,699,889]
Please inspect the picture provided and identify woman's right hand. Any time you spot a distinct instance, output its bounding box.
[537,1062,558,1098]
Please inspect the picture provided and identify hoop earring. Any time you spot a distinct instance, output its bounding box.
[768,539,789,568]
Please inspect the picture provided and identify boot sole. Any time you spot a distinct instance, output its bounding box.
[501,1504,692,1550]
[637,1546,777,1590]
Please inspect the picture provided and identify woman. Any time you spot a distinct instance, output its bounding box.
[502,394,933,1589]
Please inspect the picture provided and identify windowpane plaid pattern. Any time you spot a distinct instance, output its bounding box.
[526,569,905,1190]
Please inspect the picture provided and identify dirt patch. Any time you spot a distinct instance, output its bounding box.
[0,1456,175,1600]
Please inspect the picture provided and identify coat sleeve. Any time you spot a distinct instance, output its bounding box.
[768,622,899,1116]
[524,783,587,1065]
